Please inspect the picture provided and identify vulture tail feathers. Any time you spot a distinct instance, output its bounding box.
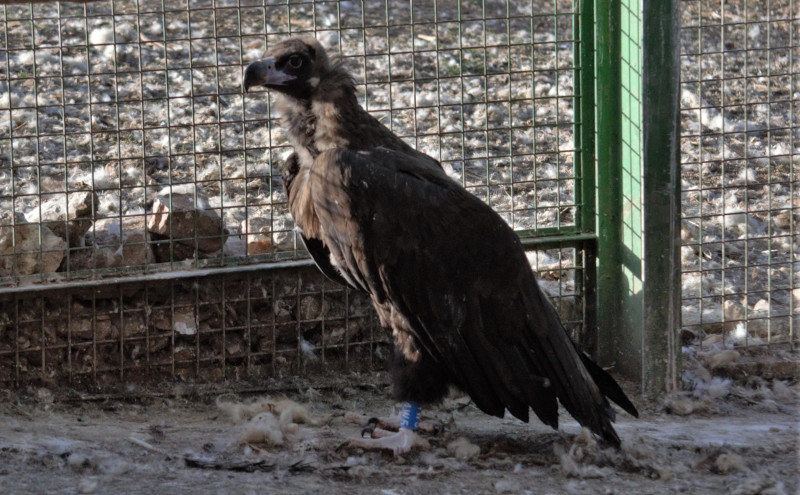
[521,285,630,447]
[462,298,532,422]
[574,344,639,418]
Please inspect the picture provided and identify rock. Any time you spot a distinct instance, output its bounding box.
[723,299,746,323]
[149,236,197,263]
[272,228,298,252]
[715,357,799,382]
[68,314,118,341]
[493,480,520,493]
[77,477,98,494]
[267,214,299,252]
[173,345,196,361]
[751,298,770,314]
[226,334,244,356]
[125,312,147,337]
[273,299,293,324]
[84,310,146,338]
[69,216,154,270]
[241,217,273,254]
[681,220,700,242]
[152,307,197,335]
[0,211,66,276]
[664,393,712,416]
[701,349,741,370]
[222,235,246,257]
[680,327,700,344]
[173,309,197,336]
[747,299,790,338]
[24,191,97,247]
[298,295,329,322]
[324,320,368,346]
[326,325,347,346]
[447,437,481,461]
[146,337,170,355]
[147,185,228,261]
[772,211,791,230]
[715,453,745,474]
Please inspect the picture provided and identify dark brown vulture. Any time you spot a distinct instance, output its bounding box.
[244,37,637,453]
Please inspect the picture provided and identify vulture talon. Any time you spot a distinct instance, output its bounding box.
[244,36,638,450]
[430,421,446,437]
[360,417,380,438]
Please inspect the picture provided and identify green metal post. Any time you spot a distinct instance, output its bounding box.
[640,0,681,395]
[595,0,681,397]
[595,0,623,367]
[575,0,598,352]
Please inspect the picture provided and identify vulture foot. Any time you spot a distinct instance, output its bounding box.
[343,402,435,455]
[343,412,446,436]
[348,427,429,455]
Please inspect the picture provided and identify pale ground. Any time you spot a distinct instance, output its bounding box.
[0,381,796,495]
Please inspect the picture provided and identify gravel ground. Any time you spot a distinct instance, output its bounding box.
[0,0,578,246]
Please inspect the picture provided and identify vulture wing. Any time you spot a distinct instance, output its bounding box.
[307,147,637,445]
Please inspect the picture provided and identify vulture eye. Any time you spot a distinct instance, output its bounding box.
[288,55,303,69]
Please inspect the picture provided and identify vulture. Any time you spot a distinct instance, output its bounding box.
[244,37,638,453]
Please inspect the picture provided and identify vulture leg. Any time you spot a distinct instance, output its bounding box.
[347,403,430,455]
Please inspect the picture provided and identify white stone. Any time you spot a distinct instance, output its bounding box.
[241,217,273,255]
[69,216,154,270]
[0,213,66,276]
[24,191,97,247]
[89,27,115,46]
[147,185,227,260]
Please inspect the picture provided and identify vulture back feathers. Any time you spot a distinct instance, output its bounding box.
[244,37,638,447]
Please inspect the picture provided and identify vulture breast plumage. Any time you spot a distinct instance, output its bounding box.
[244,37,637,448]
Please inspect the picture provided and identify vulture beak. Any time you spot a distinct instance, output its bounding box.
[243,57,296,92]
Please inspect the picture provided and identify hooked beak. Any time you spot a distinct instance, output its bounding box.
[243,57,296,92]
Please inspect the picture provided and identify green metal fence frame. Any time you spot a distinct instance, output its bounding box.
[513,0,681,398]
[591,0,681,397]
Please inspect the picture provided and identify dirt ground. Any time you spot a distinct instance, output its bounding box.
[0,380,796,495]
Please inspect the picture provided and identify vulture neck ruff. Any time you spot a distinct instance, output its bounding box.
[274,66,353,170]
[275,65,412,171]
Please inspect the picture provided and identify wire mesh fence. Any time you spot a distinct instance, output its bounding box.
[679,0,798,363]
[4,0,793,390]
[0,0,588,387]
[0,0,580,283]
[0,247,586,387]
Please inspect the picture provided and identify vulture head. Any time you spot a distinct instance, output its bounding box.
[243,37,332,99]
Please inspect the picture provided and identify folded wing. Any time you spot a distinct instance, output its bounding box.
[304,147,638,445]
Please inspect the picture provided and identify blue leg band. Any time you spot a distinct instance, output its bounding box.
[400,401,420,431]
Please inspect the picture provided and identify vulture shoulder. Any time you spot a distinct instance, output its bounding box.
[281,151,354,289]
